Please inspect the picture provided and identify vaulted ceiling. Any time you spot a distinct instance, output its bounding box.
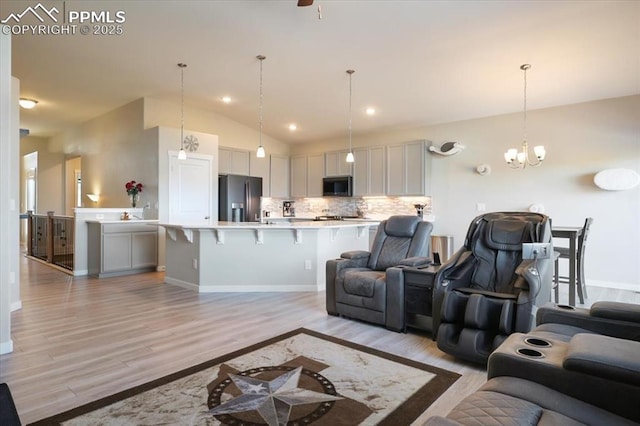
[4,0,639,144]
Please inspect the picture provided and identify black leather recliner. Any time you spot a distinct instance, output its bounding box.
[326,215,433,332]
[433,212,553,364]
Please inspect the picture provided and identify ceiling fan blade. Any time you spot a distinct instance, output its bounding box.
[297,0,313,6]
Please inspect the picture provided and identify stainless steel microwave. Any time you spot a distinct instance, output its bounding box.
[323,176,352,197]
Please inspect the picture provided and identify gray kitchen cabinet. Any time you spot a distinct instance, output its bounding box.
[291,155,324,197]
[353,146,386,196]
[250,154,270,196]
[307,154,324,197]
[88,222,158,278]
[386,140,425,195]
[290,155,308,197]
[270,154,289,198]
[219,147,250,175]
[325,150,352,177]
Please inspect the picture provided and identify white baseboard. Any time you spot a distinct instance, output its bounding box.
[10,300,22,312]
[74,269,88,276]
[0,339,14,355]
[164,276,319,293]
[164,277,199,292]
[198,284,319,293]
[588,280,640,292]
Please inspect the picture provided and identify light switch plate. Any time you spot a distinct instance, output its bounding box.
[522,242,551,259]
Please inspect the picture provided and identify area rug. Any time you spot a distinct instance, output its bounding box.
[30,328,459,425]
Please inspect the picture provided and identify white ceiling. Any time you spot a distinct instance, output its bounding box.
[4,0,639,144]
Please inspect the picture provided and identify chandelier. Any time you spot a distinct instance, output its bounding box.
[504,64,545,168]
[345,69,355,163]
[256,55,266,158]
[178,63,187,160]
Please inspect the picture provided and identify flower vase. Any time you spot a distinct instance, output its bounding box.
[129,193,140,208]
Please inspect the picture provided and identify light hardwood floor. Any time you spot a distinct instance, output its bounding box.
[2,254,638,424]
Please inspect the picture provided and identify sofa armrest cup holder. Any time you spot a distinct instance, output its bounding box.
[556,304,576,310]
[516,347,545,358]
[524,337,552,348]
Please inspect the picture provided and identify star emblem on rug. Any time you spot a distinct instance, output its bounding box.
[209,366,342,426]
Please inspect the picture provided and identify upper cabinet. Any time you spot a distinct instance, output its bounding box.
[386,140,426,196]
[307,154,324,197]
[325,150,353,177]
[290,154,323,197]
[219,147,250,175]
[250,154,270,196]
[353,146,386,196]
[290,156,307,198]
[270,154,289,198]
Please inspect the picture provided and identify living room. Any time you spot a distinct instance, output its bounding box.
[0,1,639,424]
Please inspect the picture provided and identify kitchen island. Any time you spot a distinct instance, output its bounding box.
[161,220,378,293]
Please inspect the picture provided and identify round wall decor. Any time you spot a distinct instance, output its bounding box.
[593,168,640,191]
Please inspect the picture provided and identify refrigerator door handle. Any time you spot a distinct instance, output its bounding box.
[245,180,250,222]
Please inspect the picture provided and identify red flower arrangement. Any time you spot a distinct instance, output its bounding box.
[125,180,143,196]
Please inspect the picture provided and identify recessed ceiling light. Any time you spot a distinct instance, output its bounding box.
[365,107,376,116]
[288,123,297,131]
[19,98,38,109]
[221,96,232,103]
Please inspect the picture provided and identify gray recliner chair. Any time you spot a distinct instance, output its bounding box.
[326,215,433,332]
[484,301,640,422]
[433,212,554,364]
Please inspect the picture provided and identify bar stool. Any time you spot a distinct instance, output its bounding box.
[554,217,593,304]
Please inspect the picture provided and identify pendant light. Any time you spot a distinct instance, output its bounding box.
[504,64,545,168]
[345,69,355,163]
[177,63,187,160]
[256,55,266,158]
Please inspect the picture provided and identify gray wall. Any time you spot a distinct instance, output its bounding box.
[20,136,65,214]
[49,98,155,212]
[144,97,290,156]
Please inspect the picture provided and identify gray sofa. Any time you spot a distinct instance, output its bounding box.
[424,376,637,426]
[326,215,432,332]
[426,301,640,424]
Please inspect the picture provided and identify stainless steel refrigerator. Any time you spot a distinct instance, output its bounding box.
[218,174,263,222]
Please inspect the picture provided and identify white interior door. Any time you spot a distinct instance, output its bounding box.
[169,153,214,224]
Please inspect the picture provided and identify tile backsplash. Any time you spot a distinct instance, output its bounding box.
[261,196,432,220]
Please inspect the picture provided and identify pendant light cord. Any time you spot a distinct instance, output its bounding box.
[349,72,352,151]
[522,64,528,144]
[347,69,355,153]
[181,66,184,148]
[259,56,264,147]
[178,63,187,151]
